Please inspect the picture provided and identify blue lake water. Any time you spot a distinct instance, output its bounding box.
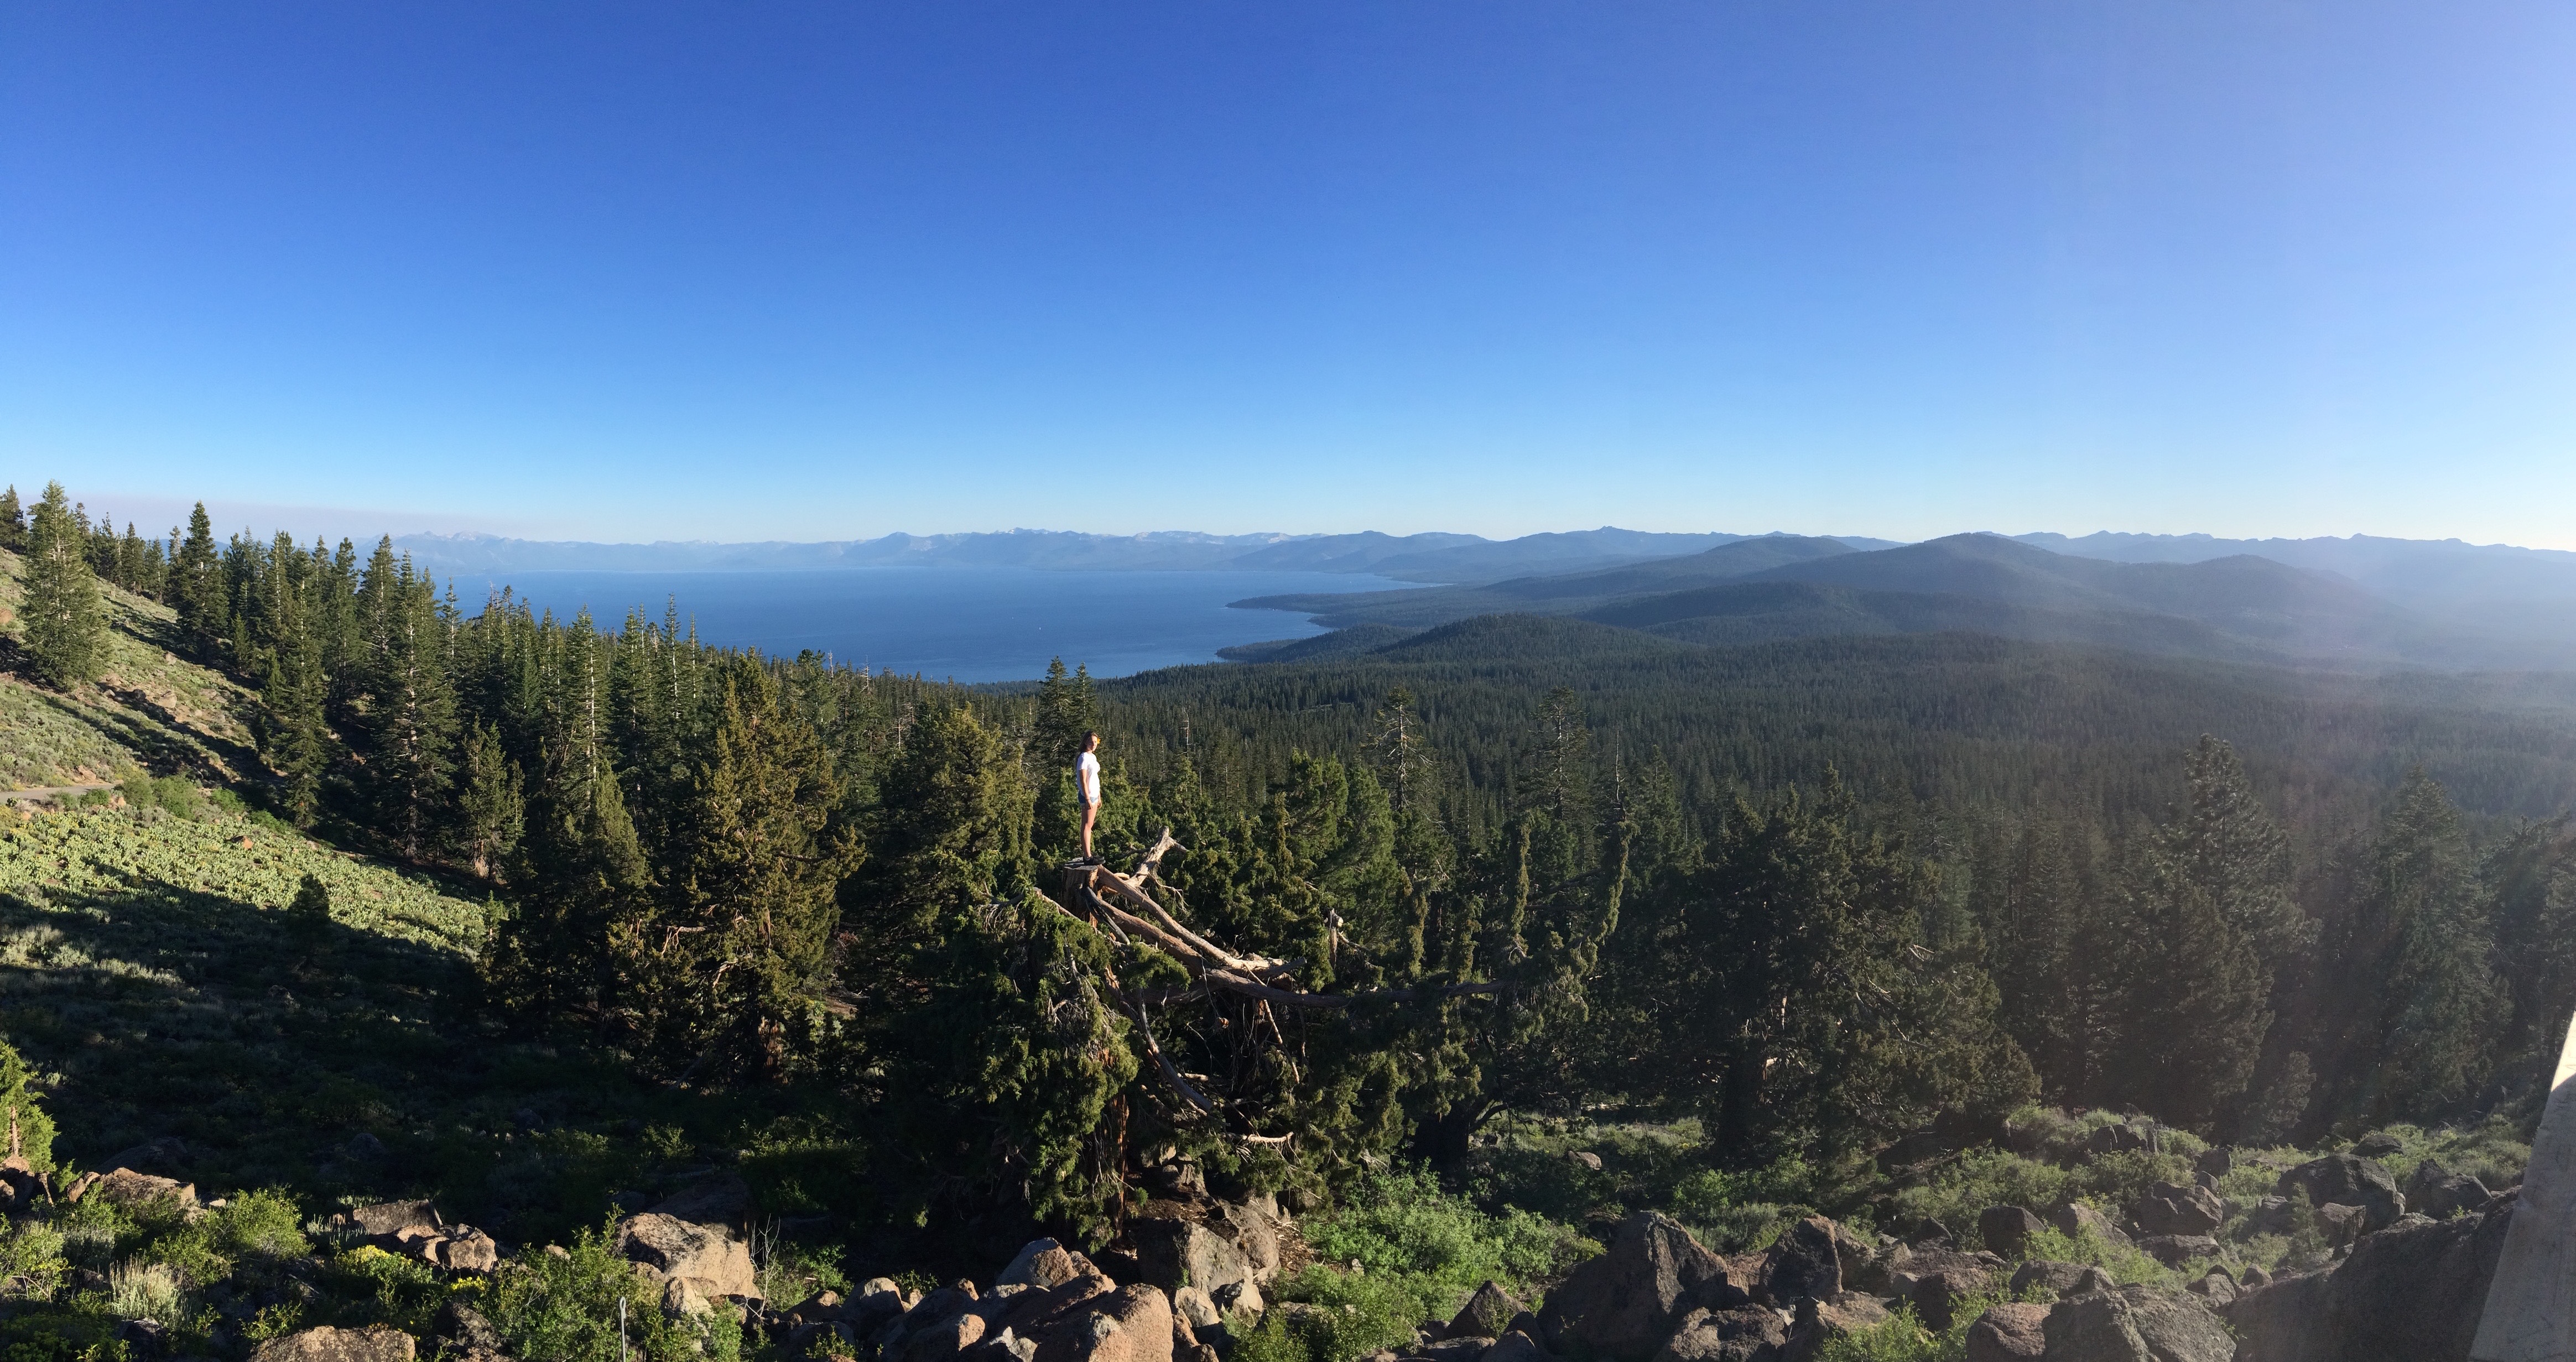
[456,568,1405,683]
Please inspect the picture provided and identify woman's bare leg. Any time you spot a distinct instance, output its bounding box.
[1081,802,1098,859]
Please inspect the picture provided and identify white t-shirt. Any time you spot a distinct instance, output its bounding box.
[1078,750,1101,804]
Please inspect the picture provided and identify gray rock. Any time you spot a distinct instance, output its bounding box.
[1651,1307,1786,1362]
[2135,1235,2218,1266]
[2007,1260,2101,1301]
[341,1199,439,1237]
[2192,1147,2231,1179]
[2130,1183,2222,1237]
[2041,1286,2228,1362]
[1966,1303,2048,1361]
[1128,1218,1255,1300]
[1783,1296,1886,1361]
[1758,1216,1845,1306]
[1450,1282,1527,1339]
[1003,1240,1104,1292]
[2276,1154,2403,1233]
[2225,1191,2510,1362]
[1978,1206,2046,1259]
[2047,1201,2131,1250]
[2182,1271,2234,1306]
[1484,1331,1558,1362]
[1170,1287,1220,1330]
[2402,1160,2491,1221]
[2350,1132,2404,1160]
[1536,1213,1748,1360]
[616,1212,759,1302]
[1909,1266,1991,1332]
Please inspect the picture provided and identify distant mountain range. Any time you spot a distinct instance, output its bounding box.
[1224,532,2576,672]
[392,526,1906,583]
[392,524,2576,671]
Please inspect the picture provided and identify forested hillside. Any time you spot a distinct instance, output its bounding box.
[2,479,2571,1360]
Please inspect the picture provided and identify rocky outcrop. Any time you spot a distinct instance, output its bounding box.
[1648,1306,1786,1362]
[1964,1303,2047,1361]
[1757,1217,1846,1307]
[2403,1159,2491,1221]
[2276,1153,2404,1233]
[2130,1183,2222,1237]
[1537,1213,1750,1360]
[2047,1202,2130,1250]
[1978,1206,2045,1259]
[1451,1282,1528,1339]
[616,1212,759,1306]
[2039,1286,2229,1362]
[2226,1191,2511,1362]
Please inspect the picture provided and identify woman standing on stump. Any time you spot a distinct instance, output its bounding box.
[1076,731,1102,864]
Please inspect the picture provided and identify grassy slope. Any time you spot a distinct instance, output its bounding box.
[0,561,760,1248]
[0,548,261,789]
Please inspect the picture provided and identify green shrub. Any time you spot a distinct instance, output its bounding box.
[2017,1227,2167,1286]
[1300,1167,1590,1319]
[1811,1292,2015,1362]
[479,1218,742,1362]
[1887,1151,2072,1253]
[0,1220,65,1291]
[1233,1267,1423,1362]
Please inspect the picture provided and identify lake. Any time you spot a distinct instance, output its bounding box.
[455,567,1407,682]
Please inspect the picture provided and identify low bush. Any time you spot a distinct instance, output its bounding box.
[1232,1267,1424,1362]
[1299,1166,1591,1319]
[478,1217,743,1362]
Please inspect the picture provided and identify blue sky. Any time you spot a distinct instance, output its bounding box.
[6,1,2574,546]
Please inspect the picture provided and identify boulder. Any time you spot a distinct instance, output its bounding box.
[2192,1147,2231,1179]
[1965,1303,2048,1361]
[339,1200,440,1236]
[250,1327,418,1361]
[2135,1235,2218,1267]
[1032,1283,1174,1362]
[430,1302,503,1356]
[1170,1286,1220,1331]
[2083,1123,2153,1159]
[1451,1282,1527,1339]
[2402,1160,2491,1221]
[2317,1203,2367,1248]
[2350,1131,2405,1160]
[438,1229,502,1274]
[909,1312,990,1362]
[1782,1296,1885,1362]
[2183,1272,2234,1306]
[1978,1206,2046,1259]
[616,1212,759,1302]
[1126,1218,1255,1300]
[976,1271,1119,1355]
[2046,1202,2130,1250]
[1757,1217,1846,1306]
[2276,1154,2403,1233]
[2008,1261,2101,1301]
[2130,1183,2222,1237]
[1485,1331,1559,1362]
[90,1167,198,1211]
[1537,1213,1748,1360]
[1418,1337,1493,1362]
[2040,1286,2229,1362]
[1649,1306,1787,1362]
[2226,1191,2511,1362]
[1909,1267,1994,1332]
[1003,1240,1104,1292]
[1212,1201,1282,1284]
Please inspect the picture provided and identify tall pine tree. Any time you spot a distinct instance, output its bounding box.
[19,482,107,688]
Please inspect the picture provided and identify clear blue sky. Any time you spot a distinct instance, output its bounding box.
[6,1,2574,546]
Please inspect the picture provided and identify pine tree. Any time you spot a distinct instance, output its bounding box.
[2318,770,2507,1123]
[0,1038,57,1172]
[169,503,226,657]
[627,659,861,1079]
[456,721,526,880]
[259,618,331,827]
[356,551,457,859]
[2101,842,2270,1130]
[0,487,24,554]
[19,482,107,688]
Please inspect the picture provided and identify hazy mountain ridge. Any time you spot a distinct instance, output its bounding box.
[391,525,1901,583]
[1231,532,2576,671]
